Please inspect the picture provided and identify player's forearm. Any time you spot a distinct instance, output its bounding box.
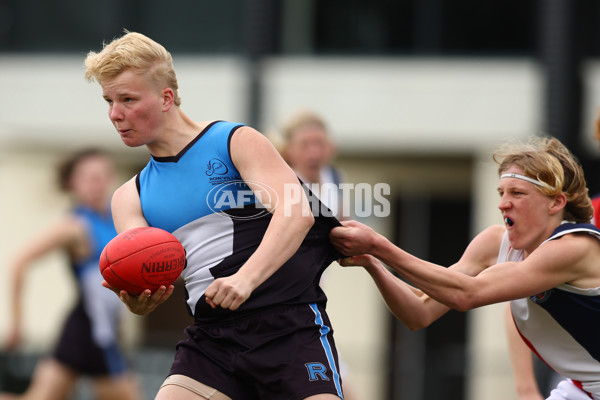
[366,261,429,329]
[505,304,543,399]
[372,237,475,311]
[238,210,314,290]
[366,259,448,330]
[10,259,27,326]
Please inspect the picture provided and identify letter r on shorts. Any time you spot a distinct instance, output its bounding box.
[305,362,330,381]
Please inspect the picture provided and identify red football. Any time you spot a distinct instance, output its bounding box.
[99,226,186,295]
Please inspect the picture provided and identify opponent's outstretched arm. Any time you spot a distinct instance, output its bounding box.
[336,223,503,329]
[331,220,591,311]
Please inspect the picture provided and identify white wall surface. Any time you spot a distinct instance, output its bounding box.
[0,56,540,152]
[0,55,247,152]
[261,57,541,153]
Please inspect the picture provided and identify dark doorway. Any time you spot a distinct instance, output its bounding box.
[386,196,471,400]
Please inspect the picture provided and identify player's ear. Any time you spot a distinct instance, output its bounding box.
[548,192,567,215]
[161,88,175,111]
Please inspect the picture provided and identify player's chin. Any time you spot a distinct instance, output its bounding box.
[120,137,146,148]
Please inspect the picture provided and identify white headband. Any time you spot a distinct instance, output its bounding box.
[500,173,555,190]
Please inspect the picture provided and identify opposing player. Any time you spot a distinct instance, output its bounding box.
[330,137,600,400]
[1,149,141,400]
[85,31,344,400]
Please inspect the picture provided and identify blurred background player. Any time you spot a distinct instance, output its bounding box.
[277,110,345,220]
[0,148,141,400]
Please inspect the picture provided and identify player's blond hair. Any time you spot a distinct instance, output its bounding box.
[493,136,593,223]
[281,110,329,143]
[84,31,181,106]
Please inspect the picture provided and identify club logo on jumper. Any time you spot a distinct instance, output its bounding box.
[530,289,553,304]
[305,363,330,381]
[206,179,277,220]
[205,158,229,176]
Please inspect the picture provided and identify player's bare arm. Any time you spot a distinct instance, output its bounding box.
[504,303,544,400]
[335,224,505,329]
[110,177,149,233]
[203,126,314,311]
[371,229,596,312]
[340,254,449,330]
[554,232,600,289]
[8,216,86,348]
[107,177,174,315]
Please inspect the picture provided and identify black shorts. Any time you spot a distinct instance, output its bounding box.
[168,302,343,400]
[53,299,128,376]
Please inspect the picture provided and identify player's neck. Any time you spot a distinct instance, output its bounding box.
[148,109,203,157]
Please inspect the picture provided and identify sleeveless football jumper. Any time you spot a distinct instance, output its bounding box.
[136,121,344,399]
[499,223,600,398]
